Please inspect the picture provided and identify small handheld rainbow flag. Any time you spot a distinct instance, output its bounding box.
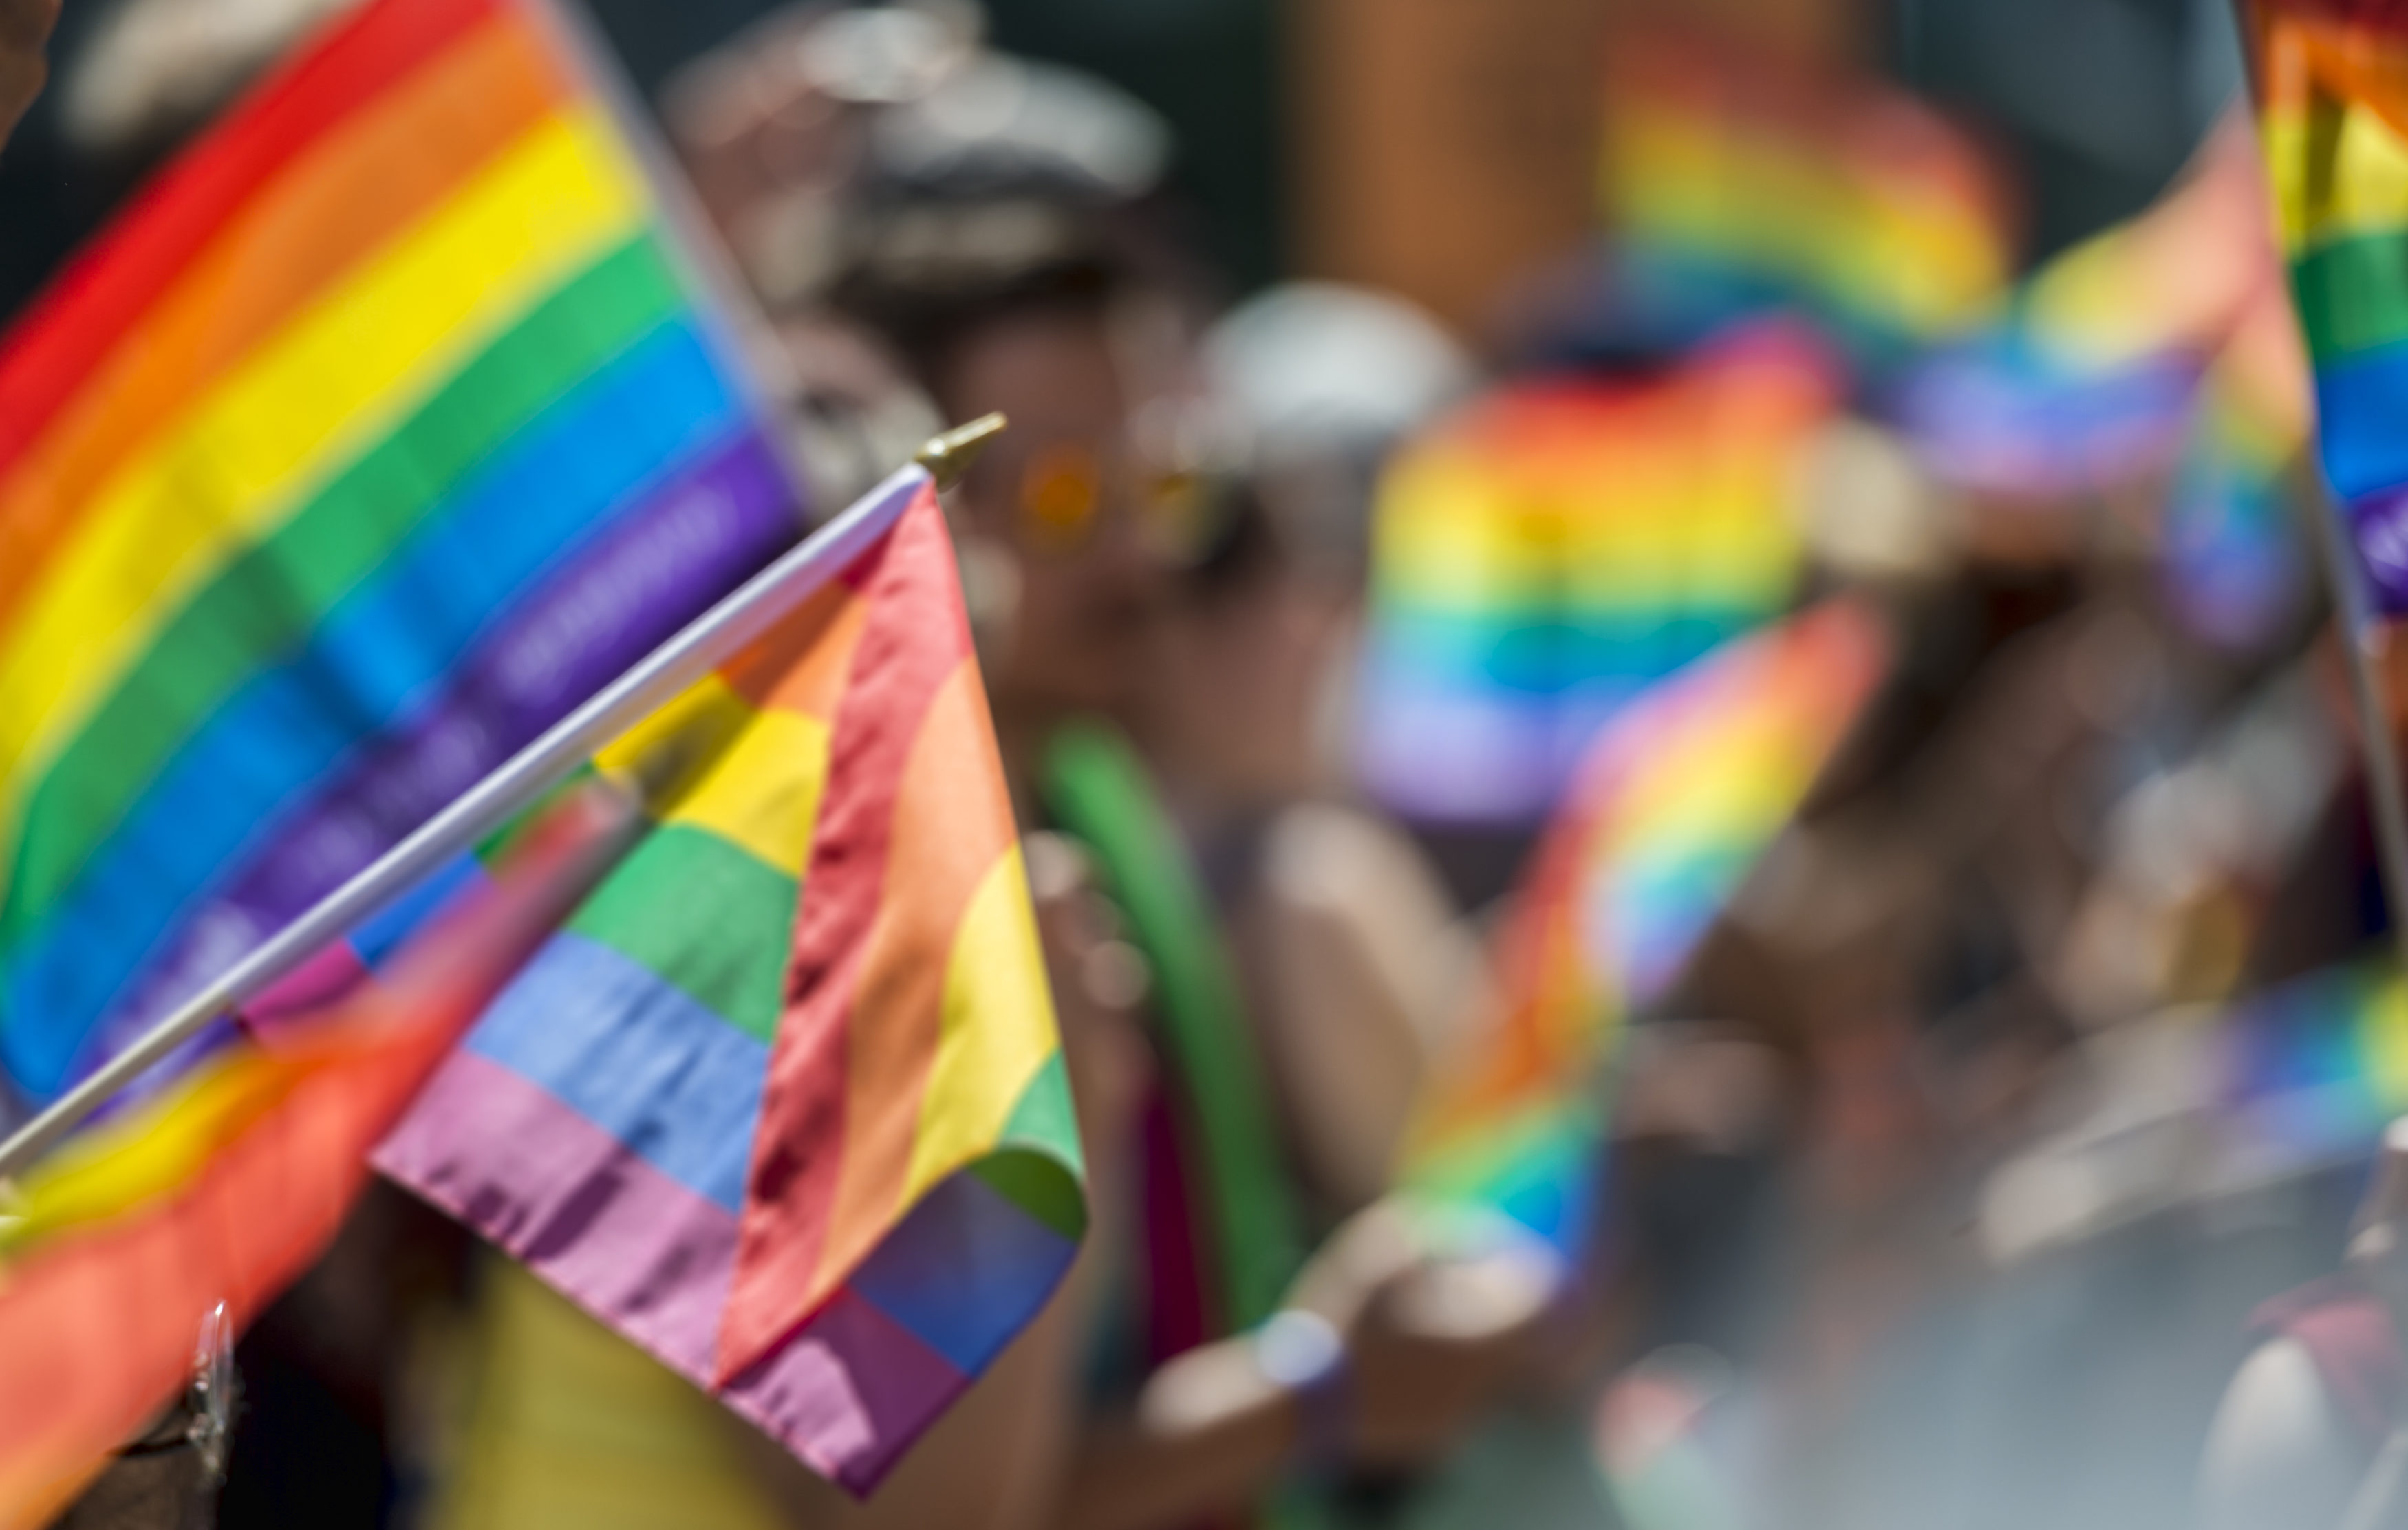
[1355,326,1840,824]
[0,0,804,1104]
[0,784,630,1530]
[1409,601,1889,1260]
[378,480,1084,1494]
[2246,0,2408,612]
[1599,29,2012,370]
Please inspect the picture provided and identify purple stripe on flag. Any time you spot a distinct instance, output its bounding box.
[100,432,797,1059]
[378,1049,740,1375]
[379,1050,972,1493]
[720,1286,969,1491]
[2351,486,2408,616]
[240,938,372,1040]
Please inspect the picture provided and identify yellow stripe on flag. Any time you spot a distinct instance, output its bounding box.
[0,1051,297,1258]
[597,674,837,879]
[0,109,647,865]
[2264,102,2408,253]
[665,709,832,879]
[901,844,1060,1205]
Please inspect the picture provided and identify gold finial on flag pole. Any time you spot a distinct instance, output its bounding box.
[916,413,1008,492]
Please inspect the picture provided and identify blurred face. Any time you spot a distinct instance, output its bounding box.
[935,304,1185,719]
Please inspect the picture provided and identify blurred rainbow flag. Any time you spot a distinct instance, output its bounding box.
[379,482,1084,1494]
[1408,601,1889,1259]
[0,0,803,1105]
[2161,296,2314,649]
[2248,0,2408,612]
[1893,122,2298,506]
[0,786,627,1529]
[1355,327,1840,823]
[1600,29,2012,369]
[2216,959,2408,1165]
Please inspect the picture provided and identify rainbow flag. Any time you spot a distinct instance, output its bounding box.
[2161,297,2315,649]
[1409,601,1889,1258]
[1893,122,2294,503]
[2248,0,2408,612]
[0,786,627,1530]
[2216,958,2408,1165]
[1355,326,1840,824]
[379,481,1084,1494]
[1891,327,2200,499]
[0,0,803,1105]
[1600,28,2011,369]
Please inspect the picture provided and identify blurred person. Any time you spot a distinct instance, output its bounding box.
[1613,418,2283,1527]
[658,2,974,312]
[659,0,1168,316]
[1145,283,1487,1206]
[1202,282,1474,594]
[828,155,1546,1528]
[0,0,53,149]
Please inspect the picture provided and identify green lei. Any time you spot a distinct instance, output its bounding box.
[1041,720,1306,1333]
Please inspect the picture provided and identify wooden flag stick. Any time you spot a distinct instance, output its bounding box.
[0,417,1004,1183]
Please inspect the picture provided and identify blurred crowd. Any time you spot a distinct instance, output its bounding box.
[21,0,2408,1528]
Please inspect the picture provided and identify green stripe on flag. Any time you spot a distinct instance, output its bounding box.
[6,235,686,921]
[566,823,797,1046]
[996,1050,1081,1166]
[2294,229,2408,360]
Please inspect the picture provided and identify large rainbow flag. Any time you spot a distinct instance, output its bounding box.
[0,785,627,1529]
[1599,28,2011,370]
[2248,0,2408,613]
[0,0,804,1105]
[1408,601,1889,1260]
[379,480,1085,1494]
[1355,325,1839,823]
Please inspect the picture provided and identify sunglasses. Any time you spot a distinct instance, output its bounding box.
[1006,438,1232,565]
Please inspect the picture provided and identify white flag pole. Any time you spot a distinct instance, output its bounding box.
[0,417,1002,1183]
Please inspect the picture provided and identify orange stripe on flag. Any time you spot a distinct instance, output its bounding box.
[819,658,1019,1291]
[2264,12,2408,138]
[717,483,1002,1383]
[0,12,568,632]
[722,579,872,720]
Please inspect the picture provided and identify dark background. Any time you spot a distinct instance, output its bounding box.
[0,0,2240,327]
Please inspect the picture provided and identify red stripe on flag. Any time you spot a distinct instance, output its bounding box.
[717,484,978,1383]
[0,0,498,488]
[815,662,1017,1282]
[0,13,571,634]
